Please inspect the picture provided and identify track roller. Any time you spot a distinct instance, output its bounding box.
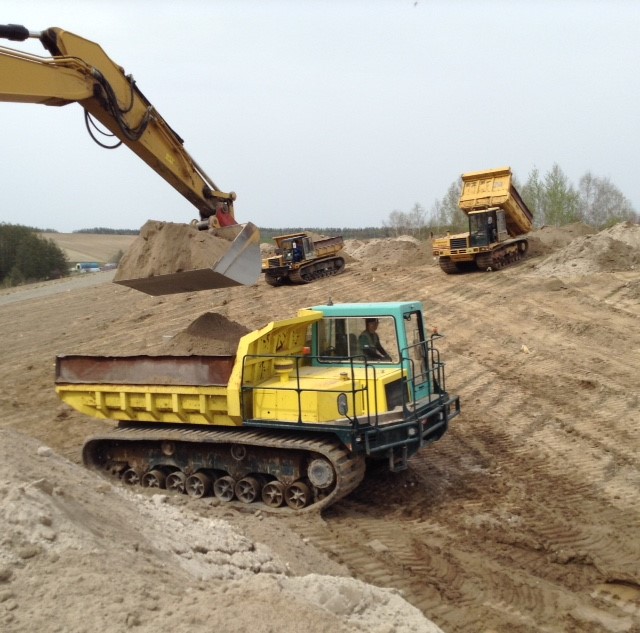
[285,481,311,509]
[122,468,142,486]
[141,469,166,489]
[166,471,187,494]
[235,476,262,504]
[213,475,236,502]
[262,480,286,508]
[185,472,212,498]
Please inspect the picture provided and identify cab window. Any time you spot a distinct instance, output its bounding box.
[317,317,399,363]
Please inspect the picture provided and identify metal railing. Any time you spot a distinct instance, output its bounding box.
[239,353,377,430]
[240,337,447,431]
[400,334,447,405]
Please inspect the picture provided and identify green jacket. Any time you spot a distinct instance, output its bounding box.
[358,330,390,360]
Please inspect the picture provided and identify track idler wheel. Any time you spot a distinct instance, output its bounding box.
[439,258,460,274]
[142,469,166,489]
[185,472,212,498]
[307,458,335,490]
[265,273,285,287]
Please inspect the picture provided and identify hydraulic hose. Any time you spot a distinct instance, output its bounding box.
[0,24,31,42]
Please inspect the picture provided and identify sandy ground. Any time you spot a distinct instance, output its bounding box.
[42,232,135,264]
[1,222,639,633]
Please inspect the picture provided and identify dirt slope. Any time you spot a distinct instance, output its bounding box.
[1,223,639,633]
[42,232,136,264]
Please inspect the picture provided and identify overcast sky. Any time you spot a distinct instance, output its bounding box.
[2,0,639,233]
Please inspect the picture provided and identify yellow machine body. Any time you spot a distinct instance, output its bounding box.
[56,308,406,426]
[433,167,533,273]
[261,233,346,285]
[54,301,460,512]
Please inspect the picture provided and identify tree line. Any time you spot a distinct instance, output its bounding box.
[0,224,69,287]
[2,165,636,287]
[384,164,639,237]
[0,223,392,289]
[259,227,392,242]
[73,227,139,235]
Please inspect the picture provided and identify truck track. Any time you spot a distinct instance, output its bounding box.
[287,255,346,284]
[82,424,366,514]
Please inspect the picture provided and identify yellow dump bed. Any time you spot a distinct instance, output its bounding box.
[459,167,533,237]
[272,233,344,258]
[313,235,344,258]
[55,311,322,426]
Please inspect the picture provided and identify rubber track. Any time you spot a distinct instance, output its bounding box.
[83,425,366,514]
[264,273,283,287]
[438,258,459,274]
[288,256,345,284]
[476,239,528,271]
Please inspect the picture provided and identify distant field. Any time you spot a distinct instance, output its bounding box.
[42,233,137,263]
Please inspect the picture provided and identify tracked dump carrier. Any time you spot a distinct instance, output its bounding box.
[262,233,345,286]
[56,302,460,513]
[433,167,533,273]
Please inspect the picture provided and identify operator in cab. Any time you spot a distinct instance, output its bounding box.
[359,318,391,362]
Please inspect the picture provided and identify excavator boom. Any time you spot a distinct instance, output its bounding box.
[0,24,260,293]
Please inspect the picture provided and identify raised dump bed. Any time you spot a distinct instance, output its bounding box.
[459,167,533,237]
[433,166,534,273]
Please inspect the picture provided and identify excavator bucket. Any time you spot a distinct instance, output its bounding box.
[113,222,261,296]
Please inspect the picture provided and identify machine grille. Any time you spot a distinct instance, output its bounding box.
[450,237,468,250]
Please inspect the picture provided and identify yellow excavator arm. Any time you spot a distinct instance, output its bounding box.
[0,24,260,292]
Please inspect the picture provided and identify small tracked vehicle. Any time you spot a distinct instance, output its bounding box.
[433,167,533,273]
[56,302,460,513]
[261,233,346,286]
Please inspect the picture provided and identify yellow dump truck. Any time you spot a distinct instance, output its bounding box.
[433,167,533,273]
[261,233,345,286]
[55,301,460,513]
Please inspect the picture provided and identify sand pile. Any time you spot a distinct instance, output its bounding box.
[260,234,433,268]
[533,221,640,277]
[114,221,233,281]
[526,222,596,258]
[344,236,432,267]
[161,312,251,355]
[601,220,640,247]
[260,242,276,257]
[0,428,443,633]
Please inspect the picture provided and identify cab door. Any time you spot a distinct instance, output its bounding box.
[401,310,432,402]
